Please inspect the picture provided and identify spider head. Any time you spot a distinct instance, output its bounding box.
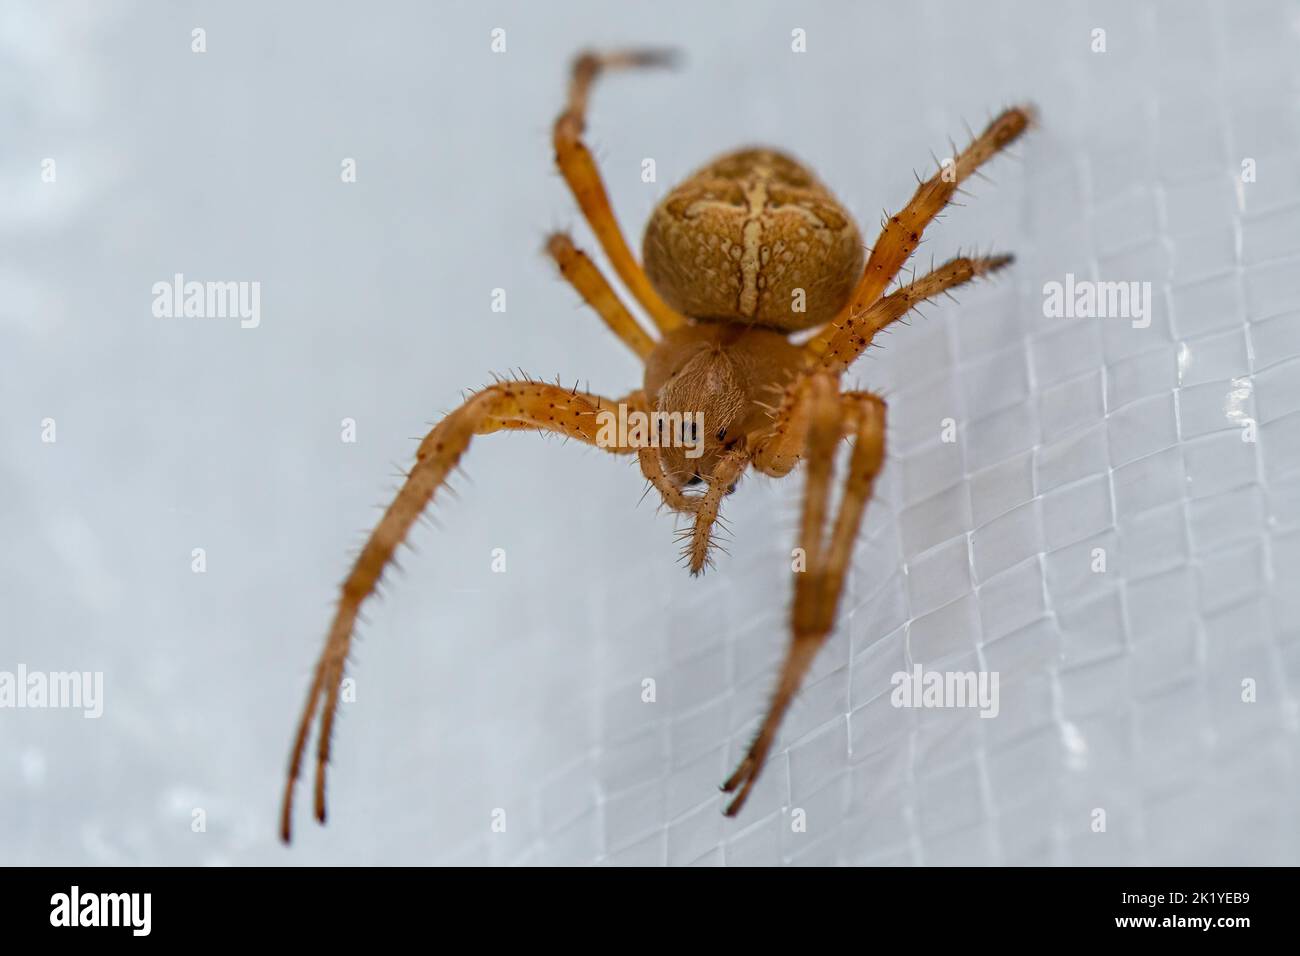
[645,324,805,491]
[647,342,746,491]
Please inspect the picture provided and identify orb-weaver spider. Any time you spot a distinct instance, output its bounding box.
[280,49,1032,842]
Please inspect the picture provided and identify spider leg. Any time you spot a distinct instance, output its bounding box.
[683,449,749,574]
[749,371,840,480]
[637,446,698,513]
[635,441,750,573]
[722,389,887,815]
[546,232,656,360]
[554,49,685,334]
[803,105,1034,360]
[818,253,1014,375]
[280,380,640,843]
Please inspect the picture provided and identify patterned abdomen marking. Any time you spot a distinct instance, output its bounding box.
[642,149,863,331]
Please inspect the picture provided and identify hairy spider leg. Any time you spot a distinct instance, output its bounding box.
[818,253,1014,375]
[722,388,887,814]
[681,449,749,575]
[280,380,641,843]
[803,105,1034,360]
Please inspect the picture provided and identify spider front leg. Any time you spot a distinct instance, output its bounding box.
[682,449,748,574]
[280,380,640,843]
[723,385,887,816]
[554,49,685,334]
[637,446,697,512]
[804,105,1033,359]
[636,443,750,573]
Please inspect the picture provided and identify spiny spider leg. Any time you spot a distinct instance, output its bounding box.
[554,50,685,334]
[804,105,1034,360]
[723,388,887,815]
[280,380,639,843]
[638,446,698,513]
[683,449,749,575]
[818,253,1013,374]
[637,442,749,574]
[719,373,841,808]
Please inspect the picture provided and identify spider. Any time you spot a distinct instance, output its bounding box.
[280,49,1032,842]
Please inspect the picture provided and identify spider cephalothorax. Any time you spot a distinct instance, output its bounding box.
[644,323,802,490]
[280,49,1032,842]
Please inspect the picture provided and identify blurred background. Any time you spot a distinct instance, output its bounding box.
[3,0,1299,865]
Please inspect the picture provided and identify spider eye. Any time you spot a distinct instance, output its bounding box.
[716,427,727,441]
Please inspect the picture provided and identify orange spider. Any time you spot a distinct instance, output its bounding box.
[280,49,1032,842]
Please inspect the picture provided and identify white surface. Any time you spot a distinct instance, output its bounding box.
[3,0,1300,865]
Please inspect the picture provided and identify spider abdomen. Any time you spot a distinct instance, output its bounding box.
[642,148,863,332]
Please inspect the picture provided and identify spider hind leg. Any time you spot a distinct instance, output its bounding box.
[553,49,685,334]
[723,387,886,815]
